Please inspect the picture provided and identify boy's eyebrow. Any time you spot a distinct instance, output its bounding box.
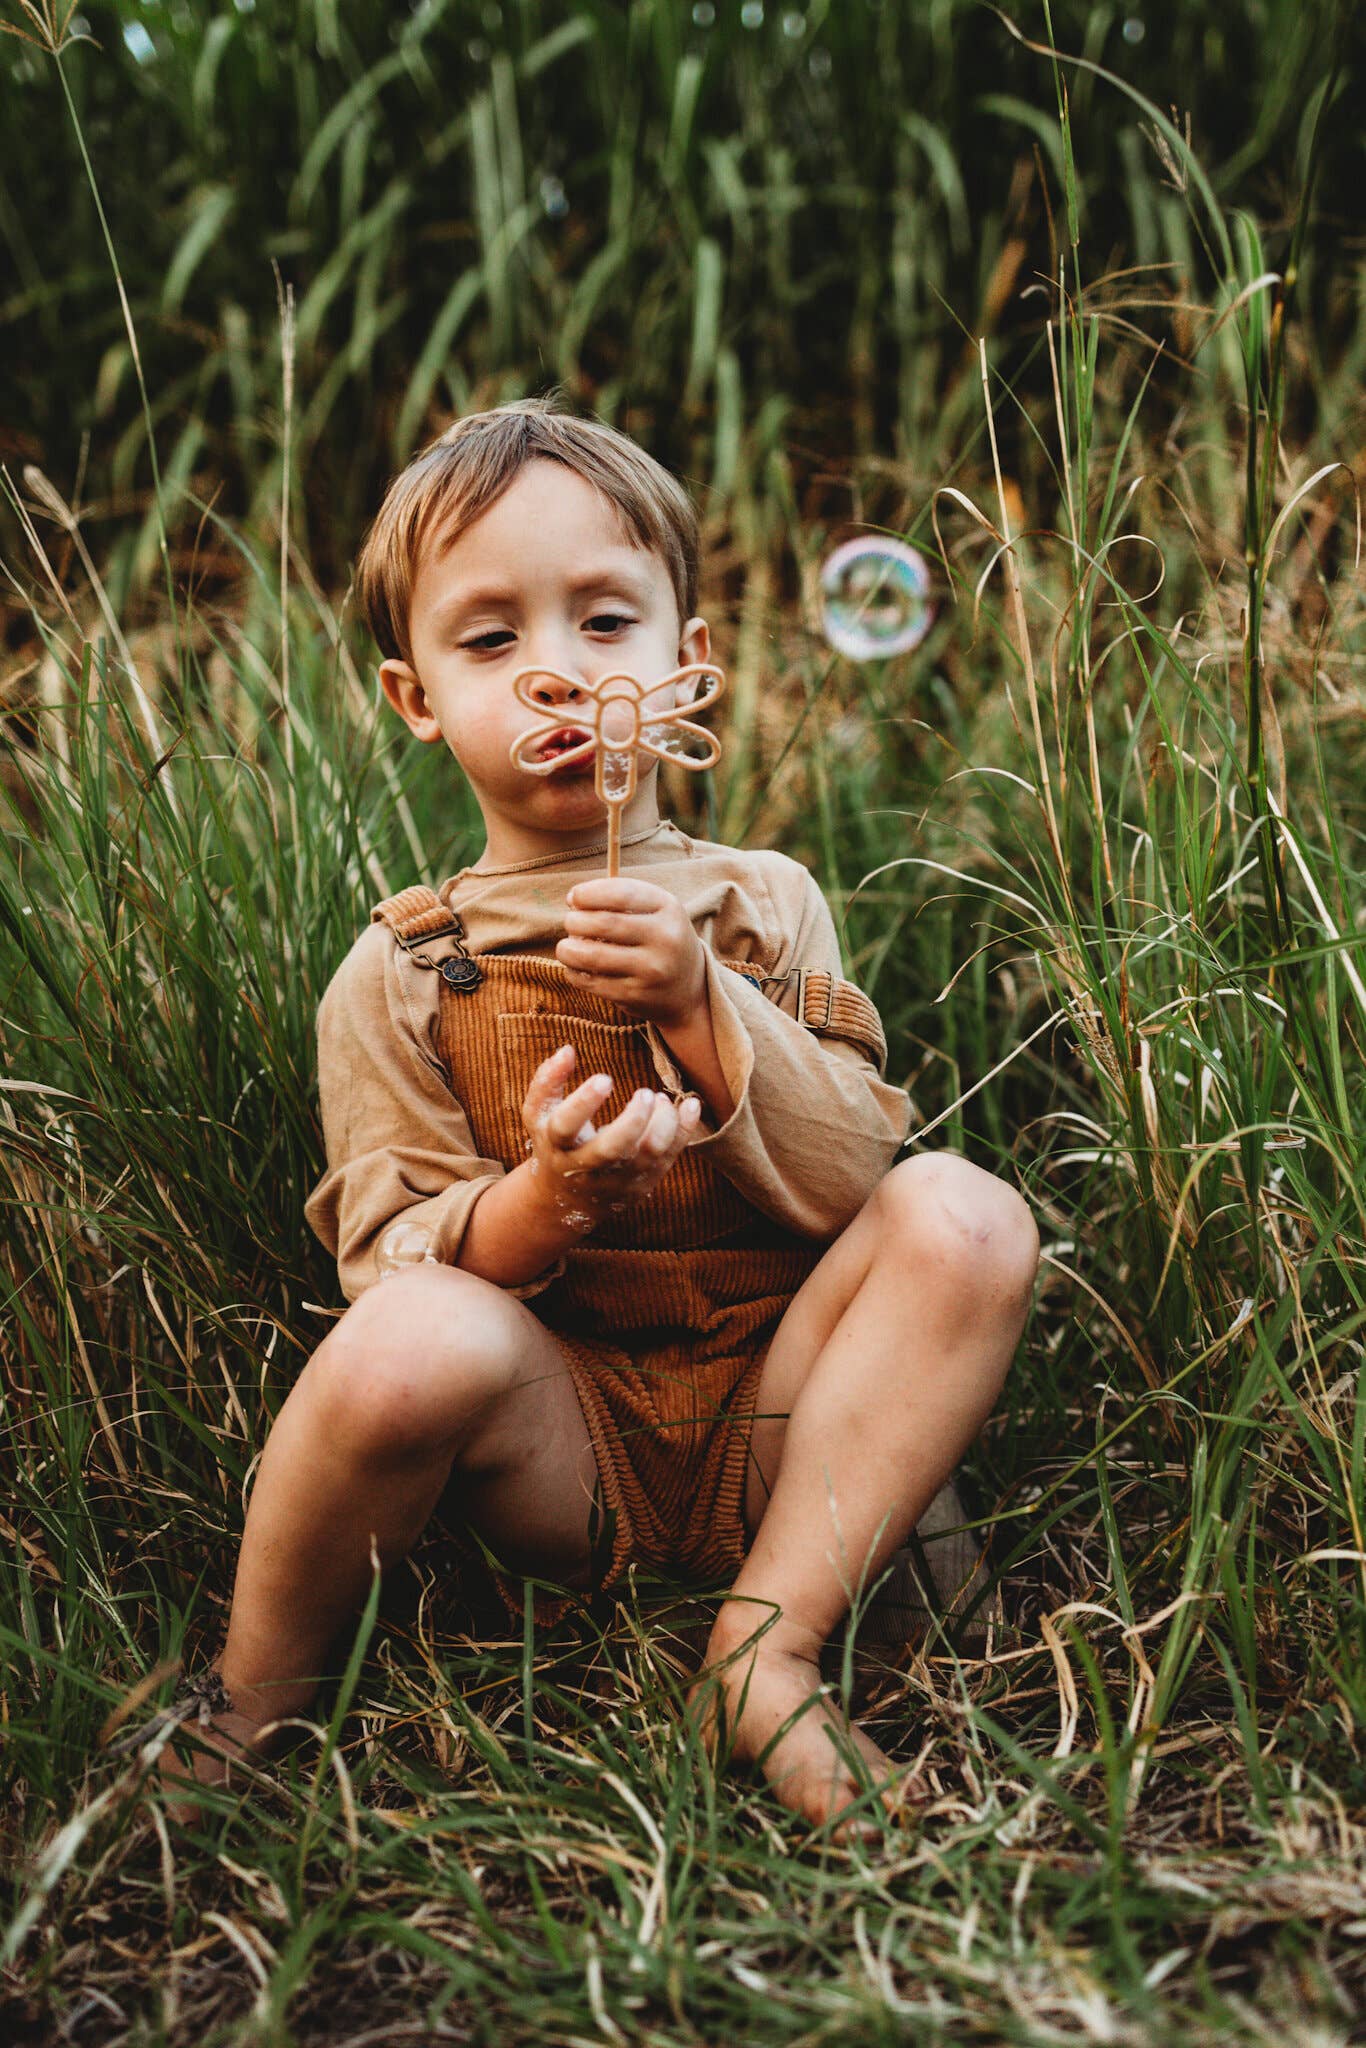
[432,565,657,627]
[560,566,657,600]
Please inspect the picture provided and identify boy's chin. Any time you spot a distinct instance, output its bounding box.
[538,771,605,807]
[537,762,657,804]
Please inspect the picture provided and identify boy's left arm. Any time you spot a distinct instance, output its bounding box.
[558,861,911,1239]
[648,992,735,1129]
[669,867,911,1236]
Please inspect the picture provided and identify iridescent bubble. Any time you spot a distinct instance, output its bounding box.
[539,174,568,220]
[691,0,715,22]
[376,1220,438,1278]
[819,538,933,661]
[781,9,805,37]
[740,0,764,26]
[1122,15,1145,40]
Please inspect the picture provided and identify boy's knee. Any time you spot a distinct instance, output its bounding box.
[874,1155,1039,1307]
[311,1264,525,1456]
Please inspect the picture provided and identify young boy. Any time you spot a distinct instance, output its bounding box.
[161,398,1038,1843]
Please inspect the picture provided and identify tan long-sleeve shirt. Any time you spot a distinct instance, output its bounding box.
[303,818,911,1303]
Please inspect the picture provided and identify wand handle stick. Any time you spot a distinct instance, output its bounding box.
[607,803,622,879]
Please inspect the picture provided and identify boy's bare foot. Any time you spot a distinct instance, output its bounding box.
[148,1677,287,1827]
[684,1625,928,1844]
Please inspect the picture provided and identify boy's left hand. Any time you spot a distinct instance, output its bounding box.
[557,878,705,1029]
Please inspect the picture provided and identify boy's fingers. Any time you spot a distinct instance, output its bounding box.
[585,1091,698,1172]
[542,1073,615,1148]
[565,879,663,913]
[557,936,637,977]
[563,909,648,943]
[523,1048,571,1126]
[526,1044,574,1108]
[636,1092,679,1159]
[581,1088,657,1162]
[655,1097,701,1168]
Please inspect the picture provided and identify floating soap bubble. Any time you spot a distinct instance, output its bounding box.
[819,537,933,661]
[376,1220,438,1278]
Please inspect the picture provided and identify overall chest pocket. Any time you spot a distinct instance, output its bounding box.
[495,1011,750,1251]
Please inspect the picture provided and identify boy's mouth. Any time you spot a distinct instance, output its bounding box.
[536,726,593,766]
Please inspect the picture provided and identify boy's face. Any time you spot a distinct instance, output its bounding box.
[379,459,711,865]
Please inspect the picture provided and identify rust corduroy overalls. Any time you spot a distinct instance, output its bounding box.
[371,884,888,1628]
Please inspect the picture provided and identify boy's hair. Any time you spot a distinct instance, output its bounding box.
[356,396,699,668]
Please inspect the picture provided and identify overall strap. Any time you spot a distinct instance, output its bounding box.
[793,968,888,1073]
[371,886,482,988]
[720,960,888,1073]
[371,885,461,949]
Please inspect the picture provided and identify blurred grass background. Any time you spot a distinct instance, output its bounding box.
[4,1,1366,2042]
[3,0,1357,601]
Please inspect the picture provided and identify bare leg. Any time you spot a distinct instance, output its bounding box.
[687,1155,1039,1842]
[158,1264,601,1819]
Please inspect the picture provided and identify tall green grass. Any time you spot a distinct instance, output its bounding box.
[3,3,1365,2041]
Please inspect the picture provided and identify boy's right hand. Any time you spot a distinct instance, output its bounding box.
[521,1044,702,1227]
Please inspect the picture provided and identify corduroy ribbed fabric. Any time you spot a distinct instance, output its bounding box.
[428,950,823,1629]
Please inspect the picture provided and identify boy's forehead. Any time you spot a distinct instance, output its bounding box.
[417,482,671,608]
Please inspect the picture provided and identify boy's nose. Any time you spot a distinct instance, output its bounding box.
[527,668,590,709]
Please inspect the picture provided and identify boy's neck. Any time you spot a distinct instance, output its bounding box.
[474,788,665,873]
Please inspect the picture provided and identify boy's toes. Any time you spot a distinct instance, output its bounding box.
[149,1704,278,1825]
[831,1813,883,1847]
[828,1767,932,1847]
[155,1747,236,1828]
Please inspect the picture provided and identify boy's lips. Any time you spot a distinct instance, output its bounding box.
[537,726,593,765]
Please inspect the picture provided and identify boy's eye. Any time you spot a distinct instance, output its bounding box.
[462,630,514,651]
[587,614,634,633]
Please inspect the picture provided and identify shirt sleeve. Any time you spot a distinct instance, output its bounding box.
[302,921,564,1305]
[643,857,911,1240]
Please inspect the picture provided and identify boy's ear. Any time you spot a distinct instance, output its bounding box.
[378,658,443,743]
[676,616,711,700]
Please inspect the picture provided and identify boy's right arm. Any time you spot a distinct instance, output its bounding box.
[303,923,571,1302]
[454,1160,582,1289]
[303,925,697,1300]
[460,1044,701,1285]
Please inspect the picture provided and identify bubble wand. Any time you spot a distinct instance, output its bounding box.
[509,663,726,877]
